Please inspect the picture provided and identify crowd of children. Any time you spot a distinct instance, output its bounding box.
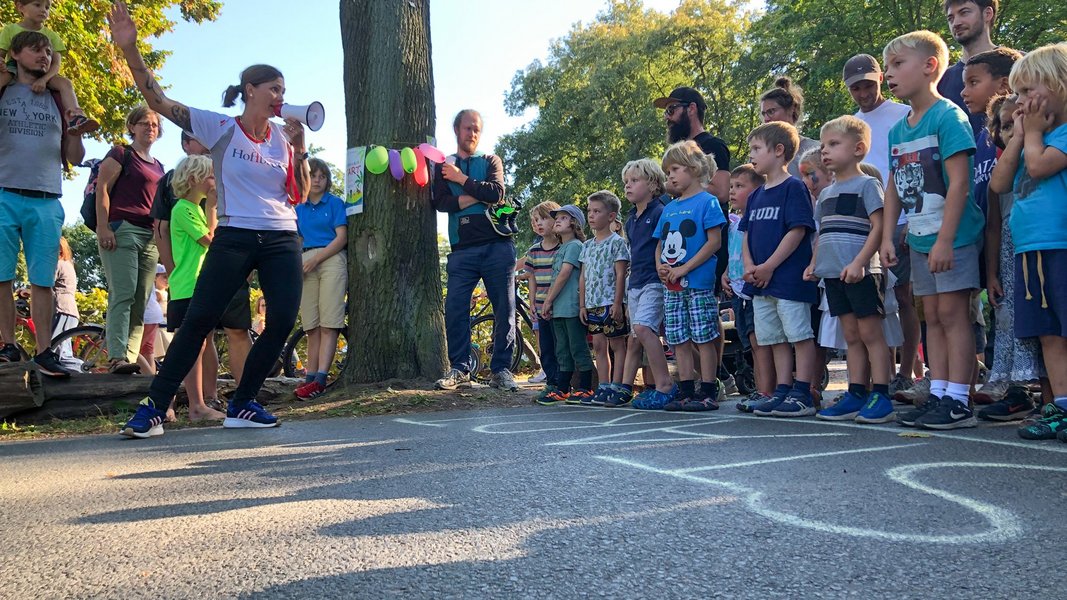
[525,24,1067,444]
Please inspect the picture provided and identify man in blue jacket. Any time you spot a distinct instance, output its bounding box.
[431,109,517,391]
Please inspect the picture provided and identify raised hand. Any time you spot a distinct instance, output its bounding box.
[108,1,139,50]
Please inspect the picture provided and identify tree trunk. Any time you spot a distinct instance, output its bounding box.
[340,0,447,383]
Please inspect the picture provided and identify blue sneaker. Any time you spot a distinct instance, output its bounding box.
[752,391,788,417]
[771,390,816,417]
[603,388,633,408]
[583,386,611,406]
[223,400,279,429]
[816,391,866,421]
[855,391,896,424]
[121,398,166,439]
[737,391,770,413]
[633,386,676,410]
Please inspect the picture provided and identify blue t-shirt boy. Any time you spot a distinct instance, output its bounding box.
[888,98,984,253]
[738,176,818,304]
[655,190,727,291]
[1011,122,1067,254]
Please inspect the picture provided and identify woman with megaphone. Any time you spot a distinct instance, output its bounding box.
[109,0,310,437]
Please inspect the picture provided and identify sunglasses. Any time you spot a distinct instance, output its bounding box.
[664,102,690,117]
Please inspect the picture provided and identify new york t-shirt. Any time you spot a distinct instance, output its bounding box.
[738,176,818,304]
[888,99,984,253]
[189,107,297,231]
[655,190,727,291]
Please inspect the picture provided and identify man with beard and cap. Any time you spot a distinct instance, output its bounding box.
[0,31,86,377]
[431,109,517,393]
[653,86,734,393]
[938,0,1000,135]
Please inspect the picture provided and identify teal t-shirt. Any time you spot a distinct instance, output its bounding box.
[549,239,583,318]
[1011,123,1067,254]
[888,98,984,253]
[169,198,209,301]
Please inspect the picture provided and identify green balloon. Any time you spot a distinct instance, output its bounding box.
[400,147,418,173]
[366,146,389,174]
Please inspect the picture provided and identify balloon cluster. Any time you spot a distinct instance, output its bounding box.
[364,143,446,187]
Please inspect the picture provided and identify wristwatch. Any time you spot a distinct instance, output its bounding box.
[296,151,309,160]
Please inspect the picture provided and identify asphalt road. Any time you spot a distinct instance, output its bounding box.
[2,400,1065,599]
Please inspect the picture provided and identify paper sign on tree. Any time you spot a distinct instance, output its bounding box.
[345,146,367,216]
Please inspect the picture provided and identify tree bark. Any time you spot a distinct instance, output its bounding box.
[340,0,447,383]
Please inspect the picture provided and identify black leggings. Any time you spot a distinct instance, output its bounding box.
[148,227,302,406]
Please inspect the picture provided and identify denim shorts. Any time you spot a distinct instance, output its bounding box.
[664,288,719,345]
[0,189,63,286]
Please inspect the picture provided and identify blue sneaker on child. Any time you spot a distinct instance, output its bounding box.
[223,400,279,429]
[855,392,896,424]
[120,398,166,439]
[753,390,788,417]
[816,391,866,421]
[771,390,816,417]
[633,386,676,410]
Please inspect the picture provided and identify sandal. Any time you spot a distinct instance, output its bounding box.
[107,359,141,375]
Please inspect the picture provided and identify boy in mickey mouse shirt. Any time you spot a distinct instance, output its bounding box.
[740,122,820,418]
[651,140,726,411]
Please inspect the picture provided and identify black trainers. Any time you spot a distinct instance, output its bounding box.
[0,343,20,363]
[897,394,941,427]
[32,348,72,378]
[915,396,978,430]
[978,385,1035,422]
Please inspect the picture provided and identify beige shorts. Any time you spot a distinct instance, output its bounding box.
[300,249,348,329]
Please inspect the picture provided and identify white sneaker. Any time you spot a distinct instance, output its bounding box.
[528,370,547,384]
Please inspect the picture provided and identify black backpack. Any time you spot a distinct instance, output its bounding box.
[81,145,133,232]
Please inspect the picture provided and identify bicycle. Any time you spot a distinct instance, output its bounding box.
[468,282,537,383]
[49,323,270,376]
[280,322,348,388]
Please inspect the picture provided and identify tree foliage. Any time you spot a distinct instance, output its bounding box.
[62,224,104,292]
[498,0,1064,215]
[0,0,221,142]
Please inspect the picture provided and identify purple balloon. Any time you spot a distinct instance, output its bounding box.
[388,149,405,181]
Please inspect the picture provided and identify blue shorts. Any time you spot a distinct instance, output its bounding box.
[664,288,719,345]
[1015,249,1067,338]
[0,189,64,286]
[732,295,754,346]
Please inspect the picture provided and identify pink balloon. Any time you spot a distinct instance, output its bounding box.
[388,149,405,181]
[418,143,447,164]
[413,148,429,186]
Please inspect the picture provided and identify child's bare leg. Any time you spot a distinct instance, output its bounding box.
[840,314,868,387]
[751,333,775,395]
[187,340,225,421]
[49,76,98,135]
[1039,336,1067,398]
[592,334,609,385]
[608,336,627,383]
[858,316,892,386]
[771,342,794,387]
[922,295,948,383]
[622,331,644,386]
[675,343,695,387]
[793,338,817,388]
[636,325,673,393]
[936,291,976,386]
[696,340,718,385]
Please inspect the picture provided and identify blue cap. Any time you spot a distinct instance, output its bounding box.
[550,205,586,229]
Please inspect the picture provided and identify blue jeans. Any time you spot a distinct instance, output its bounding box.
[537,314,558,386]
[445,240,516,373]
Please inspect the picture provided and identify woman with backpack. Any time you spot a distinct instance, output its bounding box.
[110,0,310,437]
[95,103,165,374]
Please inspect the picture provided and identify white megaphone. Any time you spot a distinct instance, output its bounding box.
[275,101,325,132]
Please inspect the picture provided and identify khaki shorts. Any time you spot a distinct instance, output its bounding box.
[752,295,814,345]
[300,249,348,329]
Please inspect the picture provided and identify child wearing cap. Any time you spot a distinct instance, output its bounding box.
[845,52,920,396]
[138,263,167,376]
[539,205,594,404]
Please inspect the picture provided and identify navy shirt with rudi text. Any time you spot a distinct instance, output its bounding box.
[738,176,818,304]
[625,200,665,290]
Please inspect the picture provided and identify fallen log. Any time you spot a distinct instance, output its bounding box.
[0,362,305,423]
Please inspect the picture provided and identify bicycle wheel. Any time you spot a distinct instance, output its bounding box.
[49,324,107,373]
[281,327,348,387]
[214,329,270,379]
[469,314,524,383]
